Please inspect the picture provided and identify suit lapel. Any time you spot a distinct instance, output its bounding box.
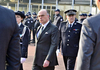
[37,22,51,42]
[19,23,24,34]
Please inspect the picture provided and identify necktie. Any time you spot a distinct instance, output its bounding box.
[38,26,44,38]
[70,24,72,28]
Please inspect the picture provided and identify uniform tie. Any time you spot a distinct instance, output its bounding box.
[70,24,72,28]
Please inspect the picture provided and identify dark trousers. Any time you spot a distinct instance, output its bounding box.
[32,64,55,70]
[32,28,35,43]
[20,64,23,70]
[63,56,76,70]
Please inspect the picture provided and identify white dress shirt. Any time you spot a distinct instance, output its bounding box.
[18,22,21,27]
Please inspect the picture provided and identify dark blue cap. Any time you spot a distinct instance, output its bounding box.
[64,9,77,15]
[55,9,60,12]
[84,13,87,16]
[88,13,92,16]
[15,11,25,18]
[79,13,83,16]
[25,14,28,16]
[32,12,37,15]
[22,11,25,15]
[27,12,31,15]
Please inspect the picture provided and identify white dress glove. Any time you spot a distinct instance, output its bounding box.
[56,49,60,56]
[21,57,26,64]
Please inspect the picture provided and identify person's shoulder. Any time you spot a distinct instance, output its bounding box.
[0,5,14,14]
[87,13,100,22]
[83,13,100,26]
[59,15,63,18]
[61,21,67,25]
[76,21,82,26]
[50,22,58,28]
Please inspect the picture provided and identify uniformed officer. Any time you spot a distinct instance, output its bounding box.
[32,12,37,43]
[58,9,82,70]
[53,9,63,28]
[79,13,87,23]
[24,12,33,43]
[15,11,30,70]
[34,18,40,32]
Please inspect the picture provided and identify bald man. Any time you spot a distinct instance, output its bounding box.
[75,0,100,70]
[32,9,59,70]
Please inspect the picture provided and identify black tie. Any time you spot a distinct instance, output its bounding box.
[70,24,72,28]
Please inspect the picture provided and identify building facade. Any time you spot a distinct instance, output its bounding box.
[0,0,98,21]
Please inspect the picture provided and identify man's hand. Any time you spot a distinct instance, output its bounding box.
[43,60,50,67]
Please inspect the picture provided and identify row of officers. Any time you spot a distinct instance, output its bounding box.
[15,8,92,70]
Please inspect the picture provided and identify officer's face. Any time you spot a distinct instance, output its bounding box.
[15,15,23,24]
[38,10,49,25]
[67,15,76,23]
[80,16,83,19]
[33,15,36,17]
[55,11,59,15]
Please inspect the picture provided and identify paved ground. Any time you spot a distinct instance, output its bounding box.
[23,43,65,70]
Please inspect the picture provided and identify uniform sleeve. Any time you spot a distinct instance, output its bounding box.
[58,22,62,49]
[6,12,21,70]
[60,17,63,22]
[75,19,96,70]
[22,27,30,58]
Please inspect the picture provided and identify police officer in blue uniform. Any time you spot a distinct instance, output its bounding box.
[53,9,63,28]
[24,12,33,43]
[15,11,30,70]
[32,12,37,43]
[58,9,82,70]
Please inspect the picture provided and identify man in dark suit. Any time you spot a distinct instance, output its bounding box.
[32,9,59,70]
[53,9,63,28]
[15,11,30,70]
[58,9,82,70]
[0,5,21,70]
[75,0,100,70]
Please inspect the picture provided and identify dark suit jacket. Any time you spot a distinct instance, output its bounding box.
[59,21,82,57]
[0,6,21,70]
[75,13,100,70]
[19,23,29,58]
[33,22,59,66]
